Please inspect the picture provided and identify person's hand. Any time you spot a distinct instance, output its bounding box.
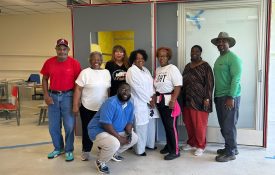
[169,100,175,109]
[73,105,79,117]
[203,99,210,111]
[44,95,54,105]
[225,98,234,110]
[126,133,132,143]
[149,99,155,108]
[118,136,129,145]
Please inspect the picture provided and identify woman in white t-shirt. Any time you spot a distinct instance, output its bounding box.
[73,52,111,161]
[154,47,182,160]
[126,49,157,156]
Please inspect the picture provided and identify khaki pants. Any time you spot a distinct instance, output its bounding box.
[93,131,138,162]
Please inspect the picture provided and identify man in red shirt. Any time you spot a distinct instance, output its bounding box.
[40,39,81,161]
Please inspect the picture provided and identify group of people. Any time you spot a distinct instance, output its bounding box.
[40,31,242,174]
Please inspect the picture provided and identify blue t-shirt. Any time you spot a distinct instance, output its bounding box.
[88,95,134,141]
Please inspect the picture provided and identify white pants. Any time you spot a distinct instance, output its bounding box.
[134,118,156,154]
[93,131,138,162]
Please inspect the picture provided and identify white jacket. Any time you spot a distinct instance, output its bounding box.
[126,65,155,125]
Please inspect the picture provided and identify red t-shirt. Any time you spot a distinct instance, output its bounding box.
[40,56,81,91]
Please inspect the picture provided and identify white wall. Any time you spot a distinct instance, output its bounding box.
[0,12,72,80]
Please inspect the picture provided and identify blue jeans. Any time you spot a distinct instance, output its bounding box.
[48,91,75,152]
[215,96,240,155]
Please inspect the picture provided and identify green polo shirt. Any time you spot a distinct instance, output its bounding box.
[213,51,242,98]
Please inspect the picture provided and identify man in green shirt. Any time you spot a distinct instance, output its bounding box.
[212,32,242,162]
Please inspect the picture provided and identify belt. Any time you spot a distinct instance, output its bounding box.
[156,91,173,96]
[49,89,73,94]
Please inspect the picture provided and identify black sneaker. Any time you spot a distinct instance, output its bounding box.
[215,154,236,162]
[160,147,169,154]
[146,146,157,150]
[95,160,110,174]
[164,153,180,160]
[137,152,147,156]
[217,148,239,155]
[111,154,124,162]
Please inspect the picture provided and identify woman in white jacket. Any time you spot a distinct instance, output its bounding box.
[126,49,157,156]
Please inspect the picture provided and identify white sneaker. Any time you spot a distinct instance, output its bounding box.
[182,144,195,151]
[81,152,90,161]
[194,148,204,156]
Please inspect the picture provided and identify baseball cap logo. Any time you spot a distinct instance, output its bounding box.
[56,38,69,47]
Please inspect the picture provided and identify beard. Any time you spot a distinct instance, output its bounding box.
[117,93,131,102]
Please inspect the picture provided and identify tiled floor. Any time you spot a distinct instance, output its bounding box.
[0,99,275,175]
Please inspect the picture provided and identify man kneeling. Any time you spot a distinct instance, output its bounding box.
[88,83,138,174]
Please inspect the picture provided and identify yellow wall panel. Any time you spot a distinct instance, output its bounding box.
[98,31,113,62]
[98,30,135,63]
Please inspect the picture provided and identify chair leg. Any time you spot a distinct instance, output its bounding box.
[16,111,20,126]
[38,109,43,125]
[42,109,47,123]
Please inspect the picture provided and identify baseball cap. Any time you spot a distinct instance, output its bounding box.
[56,39,69,48]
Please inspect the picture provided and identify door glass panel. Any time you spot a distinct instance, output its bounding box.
[184,7,258,129]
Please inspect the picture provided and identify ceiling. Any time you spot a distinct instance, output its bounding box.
[0,0,147,16]
[0,0,69,15]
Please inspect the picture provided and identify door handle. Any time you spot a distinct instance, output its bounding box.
[258,70,262,82]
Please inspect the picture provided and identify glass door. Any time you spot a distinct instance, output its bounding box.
[178,0,268,146]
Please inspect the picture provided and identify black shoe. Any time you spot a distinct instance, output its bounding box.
[160,147,169,154]
[217,148,239,155]
[95,160,110,174]
[137,152,147,156]
[164,153,180,160]
[146,146,157,150]
[215,154,236,162]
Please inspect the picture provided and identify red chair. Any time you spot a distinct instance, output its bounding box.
[0,86,20,126]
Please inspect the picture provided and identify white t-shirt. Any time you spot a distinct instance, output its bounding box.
[154,64,182,93]
[126,65,155,125]
[75,68,111,111]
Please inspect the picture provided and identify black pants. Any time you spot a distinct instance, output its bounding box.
[157,96,179,155]
[79,104,96,152]
[215,96,240,155]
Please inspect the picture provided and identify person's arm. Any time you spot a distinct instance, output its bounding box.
[203,64,215,111]
[169,65,183,109]
[149,94,156,108]
[42,75,53,105]
[125,123,133,142]
[126,67,152,103]
[226,56,242,109]
[107,88,110,97]
[74,60,82,79]
[181,66,188,108]
[169,86,181,109]
[73,84,83,116]
[125,123,133,135]
[125,104,134,142]
[102,124,129,145]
